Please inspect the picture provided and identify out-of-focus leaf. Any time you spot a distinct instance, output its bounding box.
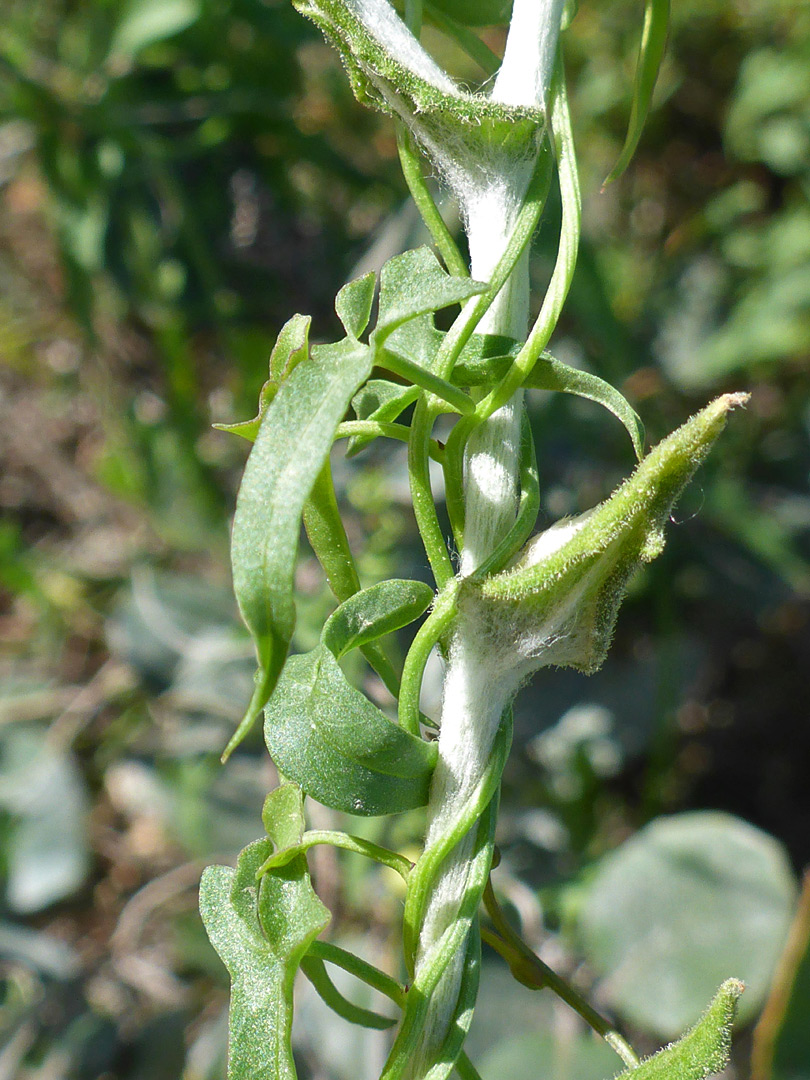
[109,0,201,59]
[577,812,796,1037]
[477,1030,623,1080]
[199,786,330,1080]
[0,731,90,914]
[752,872,810,1080]
[425,0,512,27]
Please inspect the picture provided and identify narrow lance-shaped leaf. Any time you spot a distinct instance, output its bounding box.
[199,786,330,1080]
[604,0,671,186]
[616,980,744,1080]
[265,580,438,815]
[225,336,373,760]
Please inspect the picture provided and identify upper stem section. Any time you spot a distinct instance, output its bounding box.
[494,0,567,110]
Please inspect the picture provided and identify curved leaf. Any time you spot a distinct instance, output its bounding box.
[604,0,671,186]
[375,247,486,341]
[525,355,645,460]
[300,955,397,1029]
[264,647,437,815]
[225,336,373,759]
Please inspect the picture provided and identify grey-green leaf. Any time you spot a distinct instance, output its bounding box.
[264,647,437,815]
[225,336,373,759]
[375,247,486,342]
[577,812,795,1038]
[616,979,744,1080]
[321,579,434,659]
[336,271,377,340]
[525,355,645,460]
[199,810,330,1080]
[604,0,671,186]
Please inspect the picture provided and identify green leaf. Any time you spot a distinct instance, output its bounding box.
[109,0,200,59]
[375,247,486,341]
[467,395,747,680]
[225,336,373,759]
[525,355,645,460]
[336,271,377,339]
[616,980,744,1080]
[752,872,810,1080]
[347,379,420,456]
[321,578,434,658]
[425,0,512,27]
[199,790,330,1080]
[604,0,671,185]
[577,812,796,1038]
[264,645,437,815]
[214,314,311,443]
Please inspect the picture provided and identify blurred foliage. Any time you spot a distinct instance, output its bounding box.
[0,0,808,1077]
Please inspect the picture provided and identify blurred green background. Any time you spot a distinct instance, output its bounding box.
[1,1,809,1077]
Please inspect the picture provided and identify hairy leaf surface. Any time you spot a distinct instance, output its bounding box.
[616,980,743,1080]
[199,786,329,1080]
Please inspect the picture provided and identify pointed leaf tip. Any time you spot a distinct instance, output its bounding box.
[465,394,748,682]
[616,979,744,1080]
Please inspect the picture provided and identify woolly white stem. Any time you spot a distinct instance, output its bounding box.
[493,0,566,110]
[403,3,569,1075]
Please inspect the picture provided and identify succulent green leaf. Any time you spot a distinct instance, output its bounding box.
[347,379,420,455]
[616,980,744,1080]
[199,800,330,1080]
[336,271,377,340]
[464,395,747,679]
[375,247,487,341]
[224,336,373,759]
[321,578,434,658]
[525,355,645,460]
[264,645,437,816]
[604,0,671,186]
[214,314,312,443]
